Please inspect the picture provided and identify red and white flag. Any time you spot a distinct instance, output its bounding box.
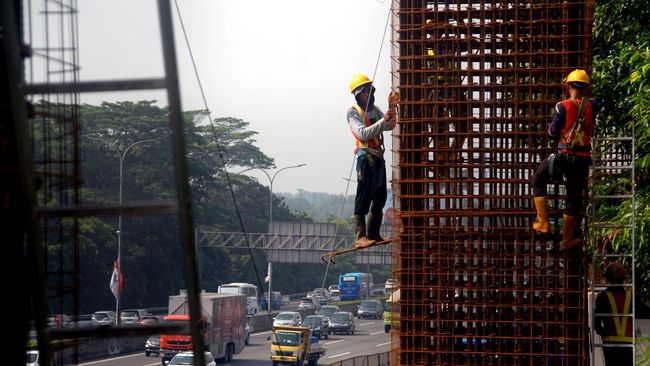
[109,260,123,298]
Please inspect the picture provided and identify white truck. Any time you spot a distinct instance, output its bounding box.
[160,290,247,365]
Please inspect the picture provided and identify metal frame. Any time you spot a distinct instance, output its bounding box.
[589,136,636,365]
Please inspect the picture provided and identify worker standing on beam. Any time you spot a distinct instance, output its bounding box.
[347,74,398,248]
[595,261,633,365]
[531,69,598,249]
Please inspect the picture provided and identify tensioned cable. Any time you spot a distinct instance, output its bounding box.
[320,0,394,291]
[174,0,393,342]
[172,0,273,335]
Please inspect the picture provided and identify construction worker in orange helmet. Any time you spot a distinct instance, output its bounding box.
[531,69,599,250]
[595,261,633,365]
[347,74,399,249]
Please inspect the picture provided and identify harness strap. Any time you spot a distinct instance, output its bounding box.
[352,104,383,151]
[563,97,589,151]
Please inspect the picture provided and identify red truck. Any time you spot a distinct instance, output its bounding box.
[160,290,247,365]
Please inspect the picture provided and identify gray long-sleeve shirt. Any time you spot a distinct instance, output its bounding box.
[347,105,393,157]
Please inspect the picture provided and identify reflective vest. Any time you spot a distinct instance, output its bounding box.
[557,98,593,157]
[602,288,633,343]
[351,104,383,157]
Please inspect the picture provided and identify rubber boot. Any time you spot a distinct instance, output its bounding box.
[532,197,550,233]
[367,212,385,242]
[560,214,582,250]
[355,215,376,249]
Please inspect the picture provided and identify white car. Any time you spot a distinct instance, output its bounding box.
[168,351,216,366]
[273,311,302,327]
[26,350,40,366]
[385,278,398,291]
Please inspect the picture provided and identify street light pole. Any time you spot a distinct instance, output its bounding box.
[238,163,307,223]
[237,163,306,313]
[86,136,160,324]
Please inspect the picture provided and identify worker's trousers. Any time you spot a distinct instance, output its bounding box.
[531,153,591,216]
[355,154,387,216]
[602,344,632,366]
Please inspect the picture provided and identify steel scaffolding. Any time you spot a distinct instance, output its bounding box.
[4,0,205,365]
[391,1,595,365]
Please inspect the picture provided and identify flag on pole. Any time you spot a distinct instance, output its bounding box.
[109,260,123,298]
[264,262,271,283]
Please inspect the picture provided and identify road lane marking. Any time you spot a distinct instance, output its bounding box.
[324,339,345,345]
[252,330,272,336]
[370,331,385,335]
[328,352,352,359]
[376,341,391,347]
[360,322,373,326]
[79,353,140,365]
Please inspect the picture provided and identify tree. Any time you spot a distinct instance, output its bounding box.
[75,101,307,312]
[592,0,650,303]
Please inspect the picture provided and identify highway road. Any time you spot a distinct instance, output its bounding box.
[76,318,389,366]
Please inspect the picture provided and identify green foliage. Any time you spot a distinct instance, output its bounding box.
[591,0,650,305]
[75,101,307,312]
[281,189,355,223]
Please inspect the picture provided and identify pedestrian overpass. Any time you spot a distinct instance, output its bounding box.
[197,221,393,264]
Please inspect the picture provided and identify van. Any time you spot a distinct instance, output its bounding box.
[120,308,150,323]
[260,291,282,311]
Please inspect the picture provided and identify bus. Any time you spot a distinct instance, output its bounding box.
[217,282,258,299]
[338,272,374,301]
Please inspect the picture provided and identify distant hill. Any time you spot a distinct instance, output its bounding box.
[279,189,355,222]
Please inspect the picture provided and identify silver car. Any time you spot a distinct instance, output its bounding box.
[297,297,317,310]
[91,311,116,326]
[273,311,302,327]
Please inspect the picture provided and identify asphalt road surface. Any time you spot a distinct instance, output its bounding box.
[77,318,389,366]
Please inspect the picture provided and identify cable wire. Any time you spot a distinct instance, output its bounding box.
[173,0,273,336]
[320,0,394,290]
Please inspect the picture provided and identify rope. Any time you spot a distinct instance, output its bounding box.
[320,0,394,290]
[173,0,272,332]
[174,0,393,349]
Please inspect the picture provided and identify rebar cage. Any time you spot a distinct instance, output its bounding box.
[391,1,595,365]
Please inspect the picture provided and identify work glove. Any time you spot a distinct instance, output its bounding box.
[386,91,400,129]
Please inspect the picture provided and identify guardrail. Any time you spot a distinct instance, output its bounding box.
[328,351,390,366]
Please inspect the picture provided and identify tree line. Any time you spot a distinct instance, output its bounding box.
[67,101,388,314]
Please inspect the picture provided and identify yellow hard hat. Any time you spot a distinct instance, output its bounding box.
[349,74,373,94]
[565,69,590,85]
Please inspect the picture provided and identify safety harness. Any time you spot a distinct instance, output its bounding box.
[558,97,590,158]
[351,104,383,159]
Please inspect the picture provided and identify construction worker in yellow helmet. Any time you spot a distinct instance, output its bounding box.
[347,74,398,248]
[531,69,599,250]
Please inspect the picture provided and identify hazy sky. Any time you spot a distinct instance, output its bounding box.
[74,0,395,195]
